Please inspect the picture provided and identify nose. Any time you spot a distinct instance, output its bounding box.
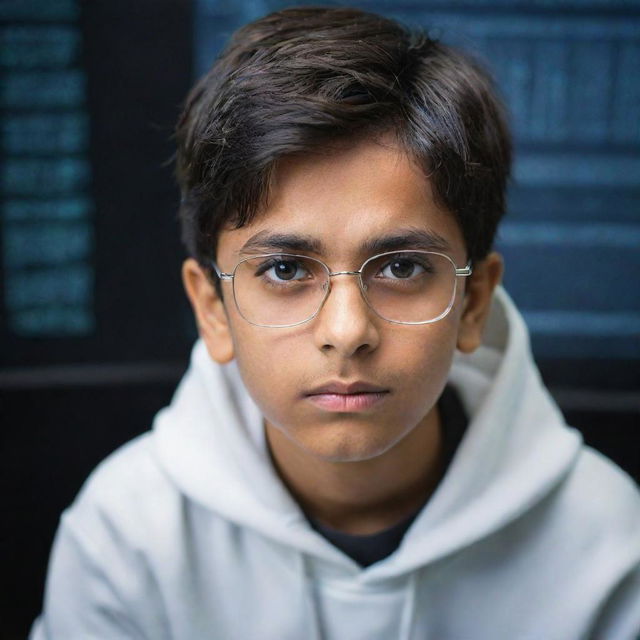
[313,273,380,358]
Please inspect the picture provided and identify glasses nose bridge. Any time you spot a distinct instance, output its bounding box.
[325,269,365,291]
[328,269,362,279]
[321,268,368,302]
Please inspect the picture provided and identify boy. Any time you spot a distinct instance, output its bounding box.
[32,7,640,639]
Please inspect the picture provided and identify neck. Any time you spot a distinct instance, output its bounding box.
[265,406,443,535]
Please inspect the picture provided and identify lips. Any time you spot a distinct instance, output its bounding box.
[305,380,390,412]
[306,380,388,395]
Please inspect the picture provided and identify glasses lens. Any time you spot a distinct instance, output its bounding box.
[233,255,328,327]
[361,252,457,323]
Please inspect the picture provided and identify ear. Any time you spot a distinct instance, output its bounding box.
[181,258,235,364]
[456,251,504,354]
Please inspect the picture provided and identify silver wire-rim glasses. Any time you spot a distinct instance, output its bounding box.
[211,250,472,328]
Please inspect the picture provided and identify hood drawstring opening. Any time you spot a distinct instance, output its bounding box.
[399,570,418,640]
[298,550,419,640]
[299,552,323,640]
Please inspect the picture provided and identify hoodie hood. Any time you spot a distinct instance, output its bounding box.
[152,285,582,579]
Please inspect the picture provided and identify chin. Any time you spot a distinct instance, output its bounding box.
[298,423,402,463]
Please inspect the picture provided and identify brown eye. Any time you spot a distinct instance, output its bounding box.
[389,259,415,278]
[254,258,310,282]
[274,261,298,280]
[380,258,425,279]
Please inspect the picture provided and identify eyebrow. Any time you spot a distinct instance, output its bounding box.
[238,227,452,257]
[239,231,322,256]
[360,228,451,255]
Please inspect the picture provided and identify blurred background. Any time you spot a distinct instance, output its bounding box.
[1,0,638,636]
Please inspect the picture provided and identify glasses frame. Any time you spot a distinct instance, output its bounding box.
[211,250,473,328]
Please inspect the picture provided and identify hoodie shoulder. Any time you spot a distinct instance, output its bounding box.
[565,446,640,637]
[35,435,186,640]
[66,433,183,545]
[567,444,640,527]
[78,433,169,499]
[544,442,640,586]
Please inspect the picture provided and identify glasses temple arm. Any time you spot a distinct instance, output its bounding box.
[210,261,234,280]
[456,262,473,276]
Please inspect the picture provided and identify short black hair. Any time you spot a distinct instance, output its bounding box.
[175,6,512,275]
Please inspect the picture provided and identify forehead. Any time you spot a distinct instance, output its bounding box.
[218,137,466,264]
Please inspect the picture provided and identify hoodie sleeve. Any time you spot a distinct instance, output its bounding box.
[29,434,177,640]
[588,562,640,640]
[29,509,170,640]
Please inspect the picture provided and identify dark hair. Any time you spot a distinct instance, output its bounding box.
[175,6,511,276]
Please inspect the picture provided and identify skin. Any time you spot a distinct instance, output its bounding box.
[182,136,503,535]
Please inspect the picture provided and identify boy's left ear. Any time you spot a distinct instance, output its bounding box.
[456,251,504,354]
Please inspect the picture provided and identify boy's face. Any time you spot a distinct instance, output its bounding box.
[183,137,502,463]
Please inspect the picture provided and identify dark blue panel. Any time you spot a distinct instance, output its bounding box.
[2,113,89,155]
[0,70,85,108]
[4,221,93,268]
[499,229,640,311]
[0,0,79,21]
[0,26,80,68]
[1,0,95,337]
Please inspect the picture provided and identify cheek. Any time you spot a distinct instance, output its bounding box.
[230,324,306,420]
[388,322,459,409]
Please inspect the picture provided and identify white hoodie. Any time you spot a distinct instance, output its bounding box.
[31,286,640,640]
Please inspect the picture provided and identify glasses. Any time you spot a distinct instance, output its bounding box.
[211,250,472,328]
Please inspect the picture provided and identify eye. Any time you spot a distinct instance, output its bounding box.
[259,258,310,282]
[379,257,426,279]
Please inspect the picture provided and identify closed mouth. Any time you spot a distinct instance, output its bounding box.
[305,380,389,396]
[305,386,389,412]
